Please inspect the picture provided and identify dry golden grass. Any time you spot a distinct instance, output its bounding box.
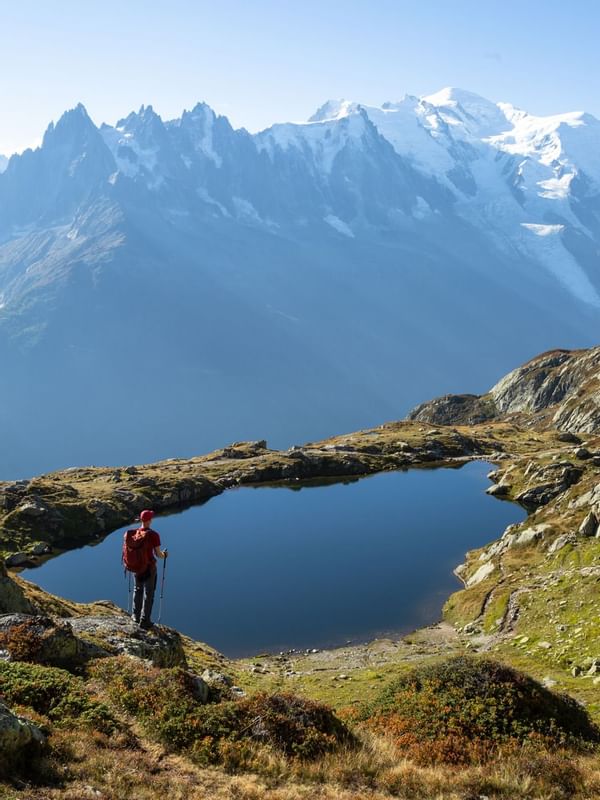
[8,726,600,800]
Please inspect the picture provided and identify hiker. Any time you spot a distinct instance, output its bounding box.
[123,509,168,629]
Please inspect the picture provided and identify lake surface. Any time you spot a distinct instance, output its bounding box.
[24,462,524,657]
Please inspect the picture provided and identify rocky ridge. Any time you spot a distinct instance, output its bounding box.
[408,345,600,433]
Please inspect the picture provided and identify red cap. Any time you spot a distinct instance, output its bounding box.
[140,509,154,522]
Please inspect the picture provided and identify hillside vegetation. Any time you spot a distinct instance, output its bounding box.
[0,344,599,798]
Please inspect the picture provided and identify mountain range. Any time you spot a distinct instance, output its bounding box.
[0,88,598,477]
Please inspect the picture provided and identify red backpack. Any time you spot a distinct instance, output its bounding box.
[122,527,153,575]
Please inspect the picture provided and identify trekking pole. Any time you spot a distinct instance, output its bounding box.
[126,569,132,615]
[157,551,168,624]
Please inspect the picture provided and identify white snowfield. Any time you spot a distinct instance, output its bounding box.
[282,87,600,307]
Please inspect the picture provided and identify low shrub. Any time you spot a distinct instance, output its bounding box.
[240,692,353,760]
[359,656,599,764]
[90,657,352,763]
[0,661,117,734]
[0,621,42,662]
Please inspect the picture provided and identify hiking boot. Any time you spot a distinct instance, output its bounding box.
[139,619,154,631]
[131,615,140,625]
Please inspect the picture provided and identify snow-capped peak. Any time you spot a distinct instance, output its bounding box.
[308,99,359,123]
[421,87,510,137]
[423,86,494,110]
[488,102,600,184]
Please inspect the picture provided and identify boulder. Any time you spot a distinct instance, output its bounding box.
[465,561,496,587]
[0,701,44,770]
[579,512,598,538]
[548,533,576,555]
[201,668,233,688]
[4,553,32,568]
[574,447,592,460]
[486,483,509,497]
[557,432,582,444]
[512,524,550,547]
[30,542,52,556]
[190,674,210,703]
[570,484,600,509]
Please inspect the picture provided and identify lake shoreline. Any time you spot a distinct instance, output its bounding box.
[2,420,506,566]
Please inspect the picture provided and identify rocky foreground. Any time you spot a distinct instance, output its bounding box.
[0,344,599,797]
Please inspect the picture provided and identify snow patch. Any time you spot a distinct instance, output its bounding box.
[197,187,230,217]
[232,196,261,221]
[520,223,600,307]
[412,196,432,219]
[537,173,574,200]
[521,223,565,236]
[101,126,163,187]
[324,214,354,237]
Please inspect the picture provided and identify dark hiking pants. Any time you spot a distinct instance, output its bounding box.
[133,566,157,625]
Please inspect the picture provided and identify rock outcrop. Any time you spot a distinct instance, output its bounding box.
[67,615,187,667]
[408,393,499,426]
[407,346,600,433]
[0,613,187,669]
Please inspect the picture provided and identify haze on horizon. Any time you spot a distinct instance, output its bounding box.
[1,0,599,155]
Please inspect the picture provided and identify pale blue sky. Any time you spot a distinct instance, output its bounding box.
[1,0,597,154]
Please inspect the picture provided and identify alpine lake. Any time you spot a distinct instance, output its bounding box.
[24,461,525,657]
